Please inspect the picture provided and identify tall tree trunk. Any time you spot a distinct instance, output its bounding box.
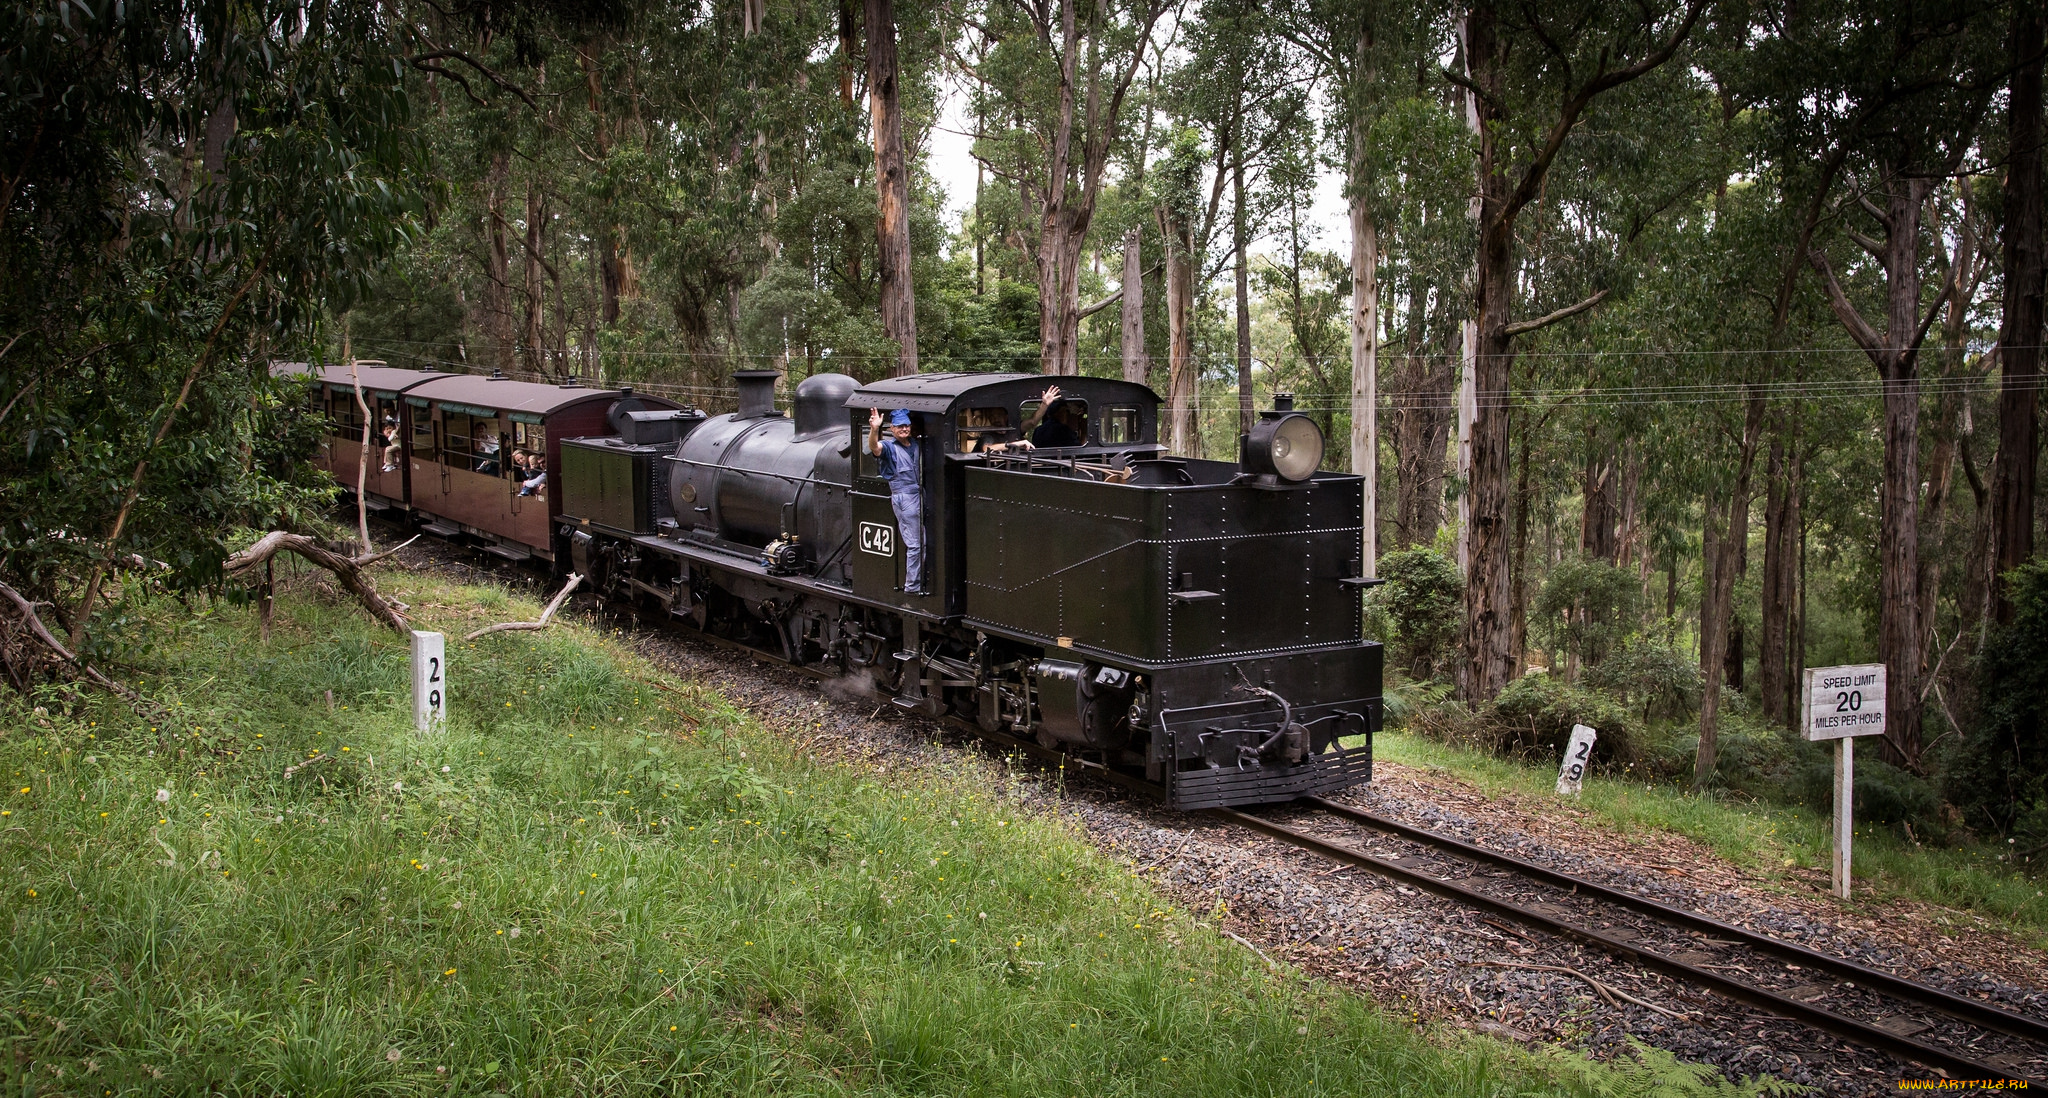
[1811,174,1933,768]
[1163,213,1196,454]
[1233,153,1253,433]
[522,178,545,377]
[1036,214,1087,376]
[1463,3,1515,700]
[1579,440,1617,561]
[1994,6,2045,623]
[1795,440,1809,717]
[867,0,918,376]
[838,0,859,109]
[1615,446,1641,566]
[1696,391,1765,788]
[1759,437,1792,725]
[484,149,514,375]
[1120,227,1148,385]
[1350,63,1379,571]
[1391,282,1427,546]
[1510,411,1532,668]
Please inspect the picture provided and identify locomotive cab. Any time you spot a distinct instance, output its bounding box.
[843,373,1164,617]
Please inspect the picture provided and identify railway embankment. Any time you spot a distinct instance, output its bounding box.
[1,562,1719,1096]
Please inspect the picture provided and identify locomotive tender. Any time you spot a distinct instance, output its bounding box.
[555,370,1383,810]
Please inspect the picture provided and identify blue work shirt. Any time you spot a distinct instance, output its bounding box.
[877,436,921,493]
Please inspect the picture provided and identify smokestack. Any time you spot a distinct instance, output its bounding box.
[733,370,781,419]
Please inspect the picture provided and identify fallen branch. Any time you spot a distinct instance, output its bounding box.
[1465,960,1694,1022]
[1222,929,1279,970]
[224,531,409,634]
[464,573,583,641]
[281,753,336,780]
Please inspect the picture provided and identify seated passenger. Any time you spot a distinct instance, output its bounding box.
[518,454,546,497]
[1024,385,1084,448]
[475,433,502,476]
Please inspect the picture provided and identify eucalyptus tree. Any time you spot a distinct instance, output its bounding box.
[1454,0,1708,702]
[1272,0,1455,565]
[0,0,425,662]
[964,0,1180,375]
[1992,6,2045,624]
[1746,0,2008,768]
[1170,0,1315,434]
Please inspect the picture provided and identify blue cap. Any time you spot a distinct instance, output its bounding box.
[889,409,911,426]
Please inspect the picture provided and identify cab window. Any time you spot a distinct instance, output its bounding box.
[1099,404,1140,445]
[1022,397,1089,448]
[955,406,1013,453]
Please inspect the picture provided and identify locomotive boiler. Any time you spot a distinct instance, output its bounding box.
[555,369,1382,810]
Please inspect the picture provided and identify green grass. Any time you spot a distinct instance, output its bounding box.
[1375,731,2048,949]
[0,569,1759,1097]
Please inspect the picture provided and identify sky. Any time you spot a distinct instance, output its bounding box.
[923,79,1356,270]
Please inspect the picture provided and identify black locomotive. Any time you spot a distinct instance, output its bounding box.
[554,370,1382,810]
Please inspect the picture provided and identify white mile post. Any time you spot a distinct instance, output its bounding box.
[1802,663,1885,899]
[1555,724,1597,797]
[412,630,447,733]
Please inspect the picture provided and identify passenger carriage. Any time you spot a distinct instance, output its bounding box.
[275,361,675,562]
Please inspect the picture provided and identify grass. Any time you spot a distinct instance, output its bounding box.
[1375,730,2048,949]
[0,567,1772,1097]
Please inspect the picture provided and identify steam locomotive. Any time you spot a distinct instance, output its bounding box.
[283,361,1381,808]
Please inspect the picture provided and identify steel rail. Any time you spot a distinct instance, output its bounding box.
[1212,807,2029,1083]
[1297,795,2048,1048]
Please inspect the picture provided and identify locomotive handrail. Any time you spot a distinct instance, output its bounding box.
[661,453,848,489]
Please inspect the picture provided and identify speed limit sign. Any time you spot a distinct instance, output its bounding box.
[1802,663,1885,900]
[1803,664,1886,741]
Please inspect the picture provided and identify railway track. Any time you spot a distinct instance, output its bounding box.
[1215,800,2045,1084]
[403,535,2045,1087]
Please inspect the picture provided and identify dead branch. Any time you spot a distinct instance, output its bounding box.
[353,535,421,568]
[464,573,583,641]
[1464,960,1694,1021]
[224,531,409,634]
[281,752,336,780]
[0,580,168,719]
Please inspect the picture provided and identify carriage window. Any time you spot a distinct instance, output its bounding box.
[955,406,1012,453]
[512,421,545,454]
[1099,404,1140,445]
[328,388,363,436]
[409,407,433,455]
[441,412,474,467]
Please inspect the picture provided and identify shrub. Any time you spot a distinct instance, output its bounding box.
[1532,558,1641,677]
[1479,674,1639,771]
[1584,639,1701,723]
[1947,559,2048,835]
[1368,548,1464,679]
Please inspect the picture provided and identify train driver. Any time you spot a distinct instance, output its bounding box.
[1023,385,1085,448]
[866,407,928,596]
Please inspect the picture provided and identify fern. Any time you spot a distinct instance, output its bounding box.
[1540,1040,1810,1098]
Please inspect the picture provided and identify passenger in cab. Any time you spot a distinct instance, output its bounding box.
[866,407,927,596]
[519,453,547,497]
[1024,385,1084,448]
